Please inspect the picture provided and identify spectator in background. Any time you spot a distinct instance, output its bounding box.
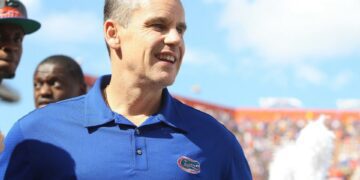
[0,0,40,84]
[0,0,252,179]
[33,55,86,108]
[0,0,40,154]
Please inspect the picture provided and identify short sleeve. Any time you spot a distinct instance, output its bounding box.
[225,135,253,180]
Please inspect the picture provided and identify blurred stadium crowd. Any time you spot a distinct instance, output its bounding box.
[233,116,359,180]
[177,96,359,180]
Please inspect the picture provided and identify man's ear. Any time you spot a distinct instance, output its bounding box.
[79,83,87,95]
[104,20,121,49]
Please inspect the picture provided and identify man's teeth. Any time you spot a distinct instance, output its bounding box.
[159,54,175,62]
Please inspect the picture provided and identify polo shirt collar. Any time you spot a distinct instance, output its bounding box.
[152,88,188,133]
[83,75,188,133]
[84,75,114,127]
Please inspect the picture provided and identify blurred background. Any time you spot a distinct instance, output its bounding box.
[1,0,359,179]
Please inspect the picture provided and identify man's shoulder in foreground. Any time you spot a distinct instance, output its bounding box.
[172,97,237,142]
[18,95,86,135]
[0,95,86,179]
[18,75,111,137]
[169,97,253,179]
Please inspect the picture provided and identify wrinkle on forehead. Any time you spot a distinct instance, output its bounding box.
[136,0,185,20]
[136,0,184,12]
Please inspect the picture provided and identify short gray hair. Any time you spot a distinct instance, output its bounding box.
[104,0,144,27]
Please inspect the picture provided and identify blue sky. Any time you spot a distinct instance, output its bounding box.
[1,0,359,134]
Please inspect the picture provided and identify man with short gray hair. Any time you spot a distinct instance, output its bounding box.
[0,0,252,179]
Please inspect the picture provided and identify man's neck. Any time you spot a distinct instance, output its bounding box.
[103,81,163,127]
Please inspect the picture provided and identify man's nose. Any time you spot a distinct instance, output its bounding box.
[39,84,52,96]
[0,43,20,52]
[0,38,21,52]
[164,29,183,46]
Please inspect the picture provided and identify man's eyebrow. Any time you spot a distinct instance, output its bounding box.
[144,17,168,25]
[145,17,187,30]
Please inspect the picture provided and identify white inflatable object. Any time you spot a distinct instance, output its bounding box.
[269,115,335,180]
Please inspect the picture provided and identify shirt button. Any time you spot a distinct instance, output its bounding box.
[136,148,143,155]
[135,128,140,135]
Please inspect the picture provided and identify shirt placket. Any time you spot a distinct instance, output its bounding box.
[133,127,148,170]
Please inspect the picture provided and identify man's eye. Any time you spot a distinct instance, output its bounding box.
[14,34,23,43]
[14,37,22,43]
[53,81,62,88]
[34,82,42,89]
[176,27,185,35]
[152,24,166,31]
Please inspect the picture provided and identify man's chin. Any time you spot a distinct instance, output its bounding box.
[36,104,45,109]
[37,102,51,108]
[0,63,17,79]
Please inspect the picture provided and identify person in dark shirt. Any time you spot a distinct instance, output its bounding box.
[0,0,40,155]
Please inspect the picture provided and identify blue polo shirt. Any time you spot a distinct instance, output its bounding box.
[0,75,252,179]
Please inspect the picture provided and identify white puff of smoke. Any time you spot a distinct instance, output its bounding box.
[268,115,335,180]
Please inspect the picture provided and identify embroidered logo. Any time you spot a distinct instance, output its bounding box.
[177,156,201,174]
